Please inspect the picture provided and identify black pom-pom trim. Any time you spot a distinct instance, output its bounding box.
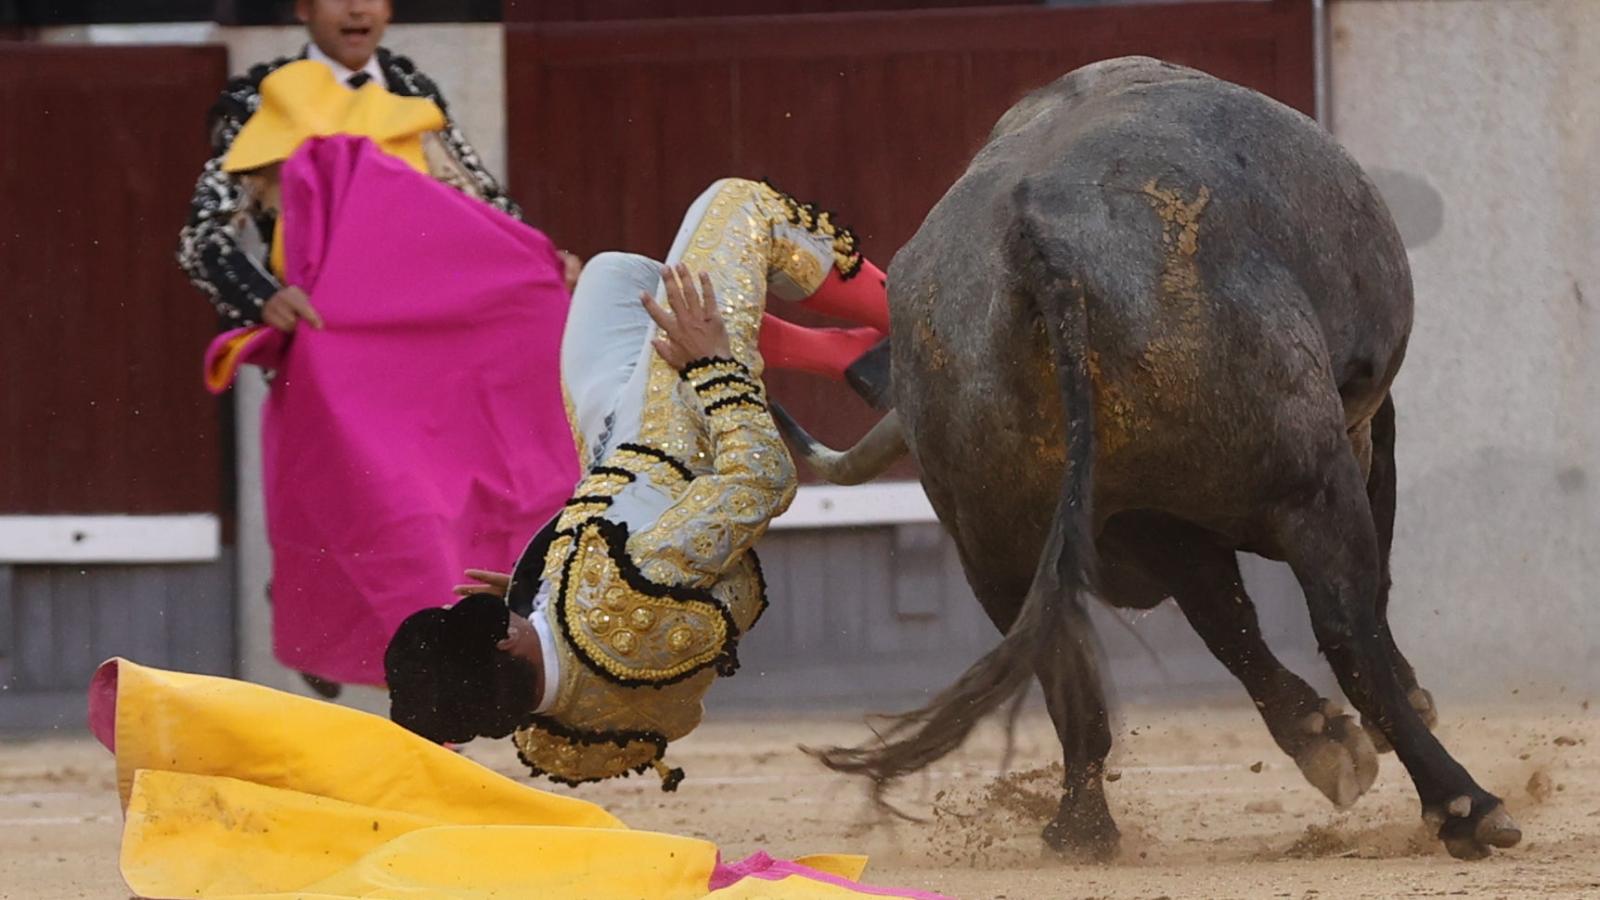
[613,442,697,483]
[564,493,616,510]
[515,716,670,787]
[660,767,686,792]
[759,178,865,281]
[586,465,639,484]
[746,548,771,630]
[704,395,766,416]
[693,373,758,396]
[681,356,745,381]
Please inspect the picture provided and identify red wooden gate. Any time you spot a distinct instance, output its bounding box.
[0,44,229,515]
[505,1,1314,456]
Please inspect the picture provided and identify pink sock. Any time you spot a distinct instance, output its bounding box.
[794,258,889,332]
[759,315,884,381]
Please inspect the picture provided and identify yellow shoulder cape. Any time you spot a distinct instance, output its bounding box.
[223,59,443,176]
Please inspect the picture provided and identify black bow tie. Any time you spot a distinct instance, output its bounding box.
[347,72,372,88]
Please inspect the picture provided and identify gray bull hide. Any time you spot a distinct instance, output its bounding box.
[779,57,1520,860]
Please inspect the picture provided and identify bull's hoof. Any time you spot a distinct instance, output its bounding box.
[1431,798,1521,860]
[1042,814,1121,861]
[1365,687,1437,753]
[1292,703,1379,809]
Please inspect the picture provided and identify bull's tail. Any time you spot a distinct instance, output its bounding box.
[771,404,908,486]
[810,191,1098,794]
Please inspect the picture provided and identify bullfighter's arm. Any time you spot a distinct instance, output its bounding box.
[628,359,798,588]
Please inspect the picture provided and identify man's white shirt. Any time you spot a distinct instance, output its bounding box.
[305,42,388,91]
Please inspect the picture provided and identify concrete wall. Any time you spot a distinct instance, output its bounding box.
[1329,0,1599,698]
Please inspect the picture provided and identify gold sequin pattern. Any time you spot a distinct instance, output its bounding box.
[682,358,747,383]
[560,382,586,467]
[558,522,732,683]
[767,234,830,300]
[608,447,689,490]
[512,722,662,785]
[638,178,807,462]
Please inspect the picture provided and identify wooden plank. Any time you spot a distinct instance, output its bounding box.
[10,569,53,691]
[0,689,89,735]
[780,531,830,655]
[505,0,1025,24]
[88,567,142,682]
[508,3,1312,77]
[49,567,96,691]
[163,555,237,676]
[120,568,174,673]
[889,522,947,621]
[0,565,12,687]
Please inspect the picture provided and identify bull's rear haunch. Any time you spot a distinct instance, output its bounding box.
[780,56,1521,861]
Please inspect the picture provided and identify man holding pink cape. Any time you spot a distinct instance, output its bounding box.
[204,133,579,689]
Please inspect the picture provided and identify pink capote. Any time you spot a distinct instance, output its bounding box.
[204,136,578,685]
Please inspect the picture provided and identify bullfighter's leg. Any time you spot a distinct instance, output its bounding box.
[1271,435,1520,859]
[660,177,890,398]
[1098,514,1378,809]
[1360,394,1438,752]
[757,316,882,381]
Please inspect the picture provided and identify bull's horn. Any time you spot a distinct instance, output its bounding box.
[771,403,907,486]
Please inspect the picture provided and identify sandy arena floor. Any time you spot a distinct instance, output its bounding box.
[2,701,1597,899]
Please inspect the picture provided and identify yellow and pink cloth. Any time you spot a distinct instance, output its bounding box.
[88,659,951,899]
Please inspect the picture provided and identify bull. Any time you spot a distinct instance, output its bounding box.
[778,57,1521,860]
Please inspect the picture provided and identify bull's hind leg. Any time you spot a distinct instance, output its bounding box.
[960,562,1119,859]
[1272,439,1520,859]
[1361,394,1438,751]
[1032,593,1119,859]
[1098,515,1377,809]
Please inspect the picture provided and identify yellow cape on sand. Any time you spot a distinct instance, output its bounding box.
[94,660,940,900]
[223,59,444,176]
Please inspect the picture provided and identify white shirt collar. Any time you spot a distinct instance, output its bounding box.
[304,42,388,91]
[529,586,561,714]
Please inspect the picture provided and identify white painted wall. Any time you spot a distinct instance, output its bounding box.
[1328,0,1599,697]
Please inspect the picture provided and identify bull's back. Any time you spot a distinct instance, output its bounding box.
[891,58,1412,537]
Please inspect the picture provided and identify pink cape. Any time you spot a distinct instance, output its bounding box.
[204,136,578,685]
